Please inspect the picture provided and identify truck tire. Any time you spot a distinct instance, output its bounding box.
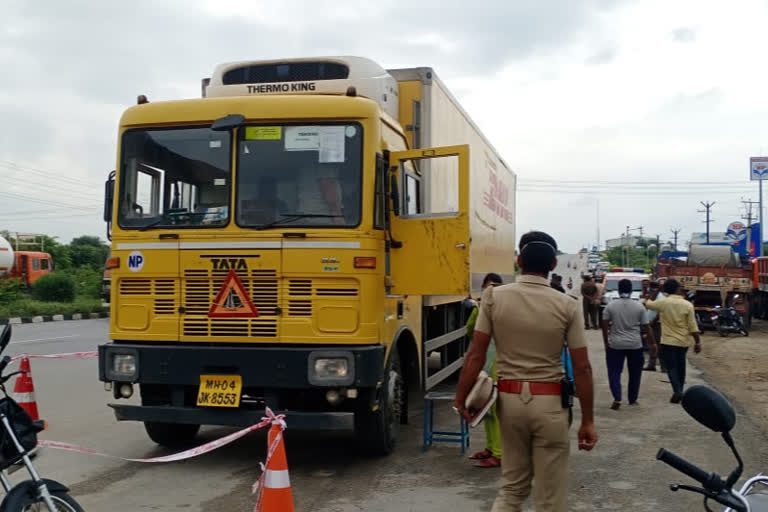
[140,384,200,447]
[354,350,403,456]
[144,422,200,447]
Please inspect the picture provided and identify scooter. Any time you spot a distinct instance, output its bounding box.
[0,324,84,511]
[657,385,768,511]
[710,296,749,337]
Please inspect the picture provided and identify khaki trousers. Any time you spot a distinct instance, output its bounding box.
[491,385,570,512]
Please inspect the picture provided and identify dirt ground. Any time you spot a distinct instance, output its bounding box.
[693,318,768,434]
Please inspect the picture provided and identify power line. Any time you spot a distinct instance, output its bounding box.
[520,178,751,185]
[518,188,753,196]
[0,160,97,188]
[0,190,97,211]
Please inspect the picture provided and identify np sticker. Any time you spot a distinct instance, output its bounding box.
[127,251,145,272]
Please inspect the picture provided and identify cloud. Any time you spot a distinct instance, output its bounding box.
[584,46,618,66]
[671,27,697,42]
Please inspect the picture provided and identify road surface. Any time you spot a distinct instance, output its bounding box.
[4,319,767,511]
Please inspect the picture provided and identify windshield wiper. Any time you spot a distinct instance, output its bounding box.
[251,213,344,231]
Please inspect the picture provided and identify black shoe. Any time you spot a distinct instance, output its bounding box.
[610,401,621,410]
[629,401,639,406]
[670,393,683,404]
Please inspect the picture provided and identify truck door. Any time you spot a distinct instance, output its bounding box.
[20,255,29,286]
[387,145,470,296]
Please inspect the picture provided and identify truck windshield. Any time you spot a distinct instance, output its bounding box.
[118,127,231,229]
[236,123,362,228]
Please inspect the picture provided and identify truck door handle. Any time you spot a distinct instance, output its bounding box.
[455,243,466,249]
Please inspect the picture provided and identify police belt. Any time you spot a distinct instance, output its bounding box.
[497,380,562,395]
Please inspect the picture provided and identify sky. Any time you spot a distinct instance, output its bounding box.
[2,0,768,252]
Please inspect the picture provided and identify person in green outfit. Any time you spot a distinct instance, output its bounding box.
[466,272,503,468]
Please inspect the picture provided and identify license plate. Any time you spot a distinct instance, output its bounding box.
[197,375,242,408]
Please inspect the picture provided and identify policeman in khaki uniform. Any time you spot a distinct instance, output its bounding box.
[455,231,598,512]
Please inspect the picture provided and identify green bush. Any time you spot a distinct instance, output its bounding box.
[31,274,75,302]
[0,298,106,320]
[73,266,103,299]
[0,279,24,305]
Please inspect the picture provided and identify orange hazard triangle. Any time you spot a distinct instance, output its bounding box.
[208,270,259,318]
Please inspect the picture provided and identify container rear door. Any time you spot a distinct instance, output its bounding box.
[388,145,470,296]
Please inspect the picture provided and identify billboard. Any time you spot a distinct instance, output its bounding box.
[750,156,768,180]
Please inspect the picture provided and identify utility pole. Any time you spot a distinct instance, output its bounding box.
[699,201,716,244]
[671,228,681,251]
[742,198,760,256]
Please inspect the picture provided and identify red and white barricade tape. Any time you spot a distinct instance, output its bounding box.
[11,351,98,363]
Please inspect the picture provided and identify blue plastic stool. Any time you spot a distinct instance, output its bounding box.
[423,391,470,454]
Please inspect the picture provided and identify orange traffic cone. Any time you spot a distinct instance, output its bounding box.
[14,357,39,421]
[259,422,294,512]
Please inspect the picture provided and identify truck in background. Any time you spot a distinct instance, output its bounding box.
[657,245,752,329]
[0,235,53,287]
[98,56,516,454]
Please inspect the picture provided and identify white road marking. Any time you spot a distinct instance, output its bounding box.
[11,335,78,345]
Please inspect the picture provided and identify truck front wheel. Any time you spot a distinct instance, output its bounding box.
[354,350,403,456]
[140,384,200,447]
[144,421,200,447]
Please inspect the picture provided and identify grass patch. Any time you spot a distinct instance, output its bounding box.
[0,298,107,320]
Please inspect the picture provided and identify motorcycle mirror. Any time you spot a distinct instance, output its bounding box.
[0,324,10,352]
[733,294,740,300]
[682,385,736,433]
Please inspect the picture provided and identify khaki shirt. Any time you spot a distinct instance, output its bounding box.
[646,294,699,347]
[475,275,587,382]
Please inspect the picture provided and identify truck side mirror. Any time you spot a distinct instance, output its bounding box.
[104,171,116,241]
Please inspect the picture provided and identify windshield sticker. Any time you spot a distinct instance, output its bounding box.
[319,126,345,163]
[209,140,222,148]
[285,126,320,151]
[214,178,226,186]
[345,125,357,138]
[127,251,145,272]
[245,126,282,140]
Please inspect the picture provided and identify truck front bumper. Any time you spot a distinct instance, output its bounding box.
[99,342,385,429]
[110,404,354,430]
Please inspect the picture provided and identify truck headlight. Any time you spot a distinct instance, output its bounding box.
[110,353,137,380]
[314,358,348,378]
[308,352,354,386]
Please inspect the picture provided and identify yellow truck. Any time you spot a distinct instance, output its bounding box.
[99,57,516,454]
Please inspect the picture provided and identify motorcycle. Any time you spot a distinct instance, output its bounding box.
[710,296,749,337]
[657,385,768,511]
[0,324,83,511]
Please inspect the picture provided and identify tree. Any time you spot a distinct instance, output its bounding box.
[70,235,104,247]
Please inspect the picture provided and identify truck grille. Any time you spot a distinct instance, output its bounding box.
[118,279,177,315]
[287,279,359,317]
[182,269,279,338]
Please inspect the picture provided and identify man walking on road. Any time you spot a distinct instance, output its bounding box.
[643,281,666,372]
[602,279,656,410]
[455,231,597,512]
[581,275,599,329]
[645,279,701,403]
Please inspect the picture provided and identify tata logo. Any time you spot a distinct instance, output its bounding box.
[211,258,248,271]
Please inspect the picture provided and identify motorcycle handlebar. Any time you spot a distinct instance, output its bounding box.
[0,356,10,376]
[657,448,714,487]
